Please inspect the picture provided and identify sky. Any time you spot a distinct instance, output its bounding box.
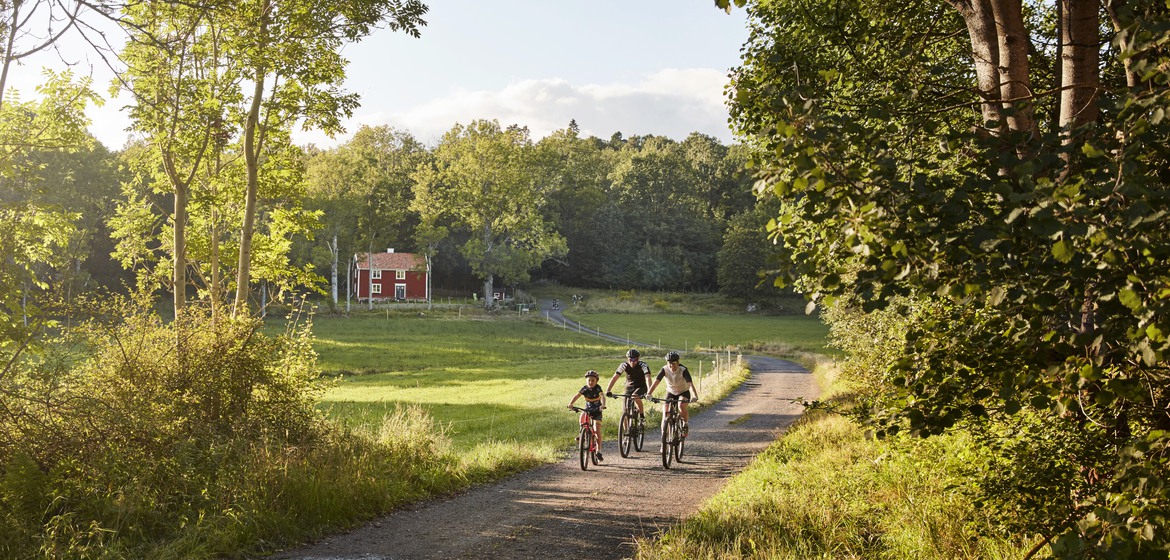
[6,0,749,150]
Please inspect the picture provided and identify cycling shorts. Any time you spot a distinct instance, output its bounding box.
[665,390,691,401]
[625,383,648,397]
[585,402,603,420]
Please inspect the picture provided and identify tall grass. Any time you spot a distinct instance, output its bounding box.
[632,359,1035,560]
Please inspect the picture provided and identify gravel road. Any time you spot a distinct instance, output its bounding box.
[270,355,817,560]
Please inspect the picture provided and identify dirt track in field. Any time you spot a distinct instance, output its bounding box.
[268,352,817,560]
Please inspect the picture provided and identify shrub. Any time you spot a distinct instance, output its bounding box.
[0,296,463,558]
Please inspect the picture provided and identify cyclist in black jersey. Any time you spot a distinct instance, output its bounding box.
[605,348,652,420]
[568,370,606,461]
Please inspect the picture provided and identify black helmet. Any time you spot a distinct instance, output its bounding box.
[626,348,640,359]
[665,351,680,362]
[585,370,599,378]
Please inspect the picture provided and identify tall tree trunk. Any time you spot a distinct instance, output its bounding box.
[948,0,1004,130]
[367,242,374,311]
[173,180,188,313]
[1059,0,1100,140]
[233,1,270,318]
[1104,0,1138,88]
[330,233,339,308]
[992,0,1037,139]
[947,0,1036,140]
[211,189,220,326]
[0,0,21,110]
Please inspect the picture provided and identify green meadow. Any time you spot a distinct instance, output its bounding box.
[291,307,827,477]
[561,311,833,356]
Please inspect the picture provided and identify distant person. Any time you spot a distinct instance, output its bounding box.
[605,348,651,421]
[568,369,606,461]
[647,351,699,437]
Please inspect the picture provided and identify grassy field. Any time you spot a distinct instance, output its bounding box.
[560,311,832,356]
[280,304,827,478]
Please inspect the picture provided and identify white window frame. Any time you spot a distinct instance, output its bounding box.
[395,269,406,280]
[371,283,382,294]
[372,269,382,280]
[395,284,407,299]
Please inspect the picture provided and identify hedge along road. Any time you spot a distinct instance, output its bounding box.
[271,305,818,560]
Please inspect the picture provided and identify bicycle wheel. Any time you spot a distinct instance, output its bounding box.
[634,408,646,452]
[579,426,591,471]
[675,422,686,462]
[591,430,600,465]
[619,413,632,458]
[660,419,673,469]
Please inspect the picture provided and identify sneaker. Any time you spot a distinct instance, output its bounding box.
[682,422,689,437]
[595,452,604,462]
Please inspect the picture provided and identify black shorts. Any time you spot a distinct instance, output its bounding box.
[666,390,691,401]
[585,404,603,420]
[625,383,648,397]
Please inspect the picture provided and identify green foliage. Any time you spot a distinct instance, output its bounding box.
[717,199,786,304]
[0,70,99,370]
[0,295,467,558]
[733,0,1170,555]
[412,120,567,302]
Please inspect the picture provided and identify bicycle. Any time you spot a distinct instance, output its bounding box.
[569,406,602,470]
[649,396,695,469]
[609,393,647,457]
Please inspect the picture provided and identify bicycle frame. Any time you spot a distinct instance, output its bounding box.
[570,406,601,470]
[650,396,692,469]
[612,393,646,457]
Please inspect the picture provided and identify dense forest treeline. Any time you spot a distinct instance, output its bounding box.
[8,118,782,308]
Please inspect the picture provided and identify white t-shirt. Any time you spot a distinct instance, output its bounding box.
[655,363,693,396]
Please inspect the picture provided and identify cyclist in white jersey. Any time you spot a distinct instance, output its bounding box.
[646,351,699,436]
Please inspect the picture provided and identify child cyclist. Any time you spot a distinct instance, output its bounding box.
[568,370,606,461]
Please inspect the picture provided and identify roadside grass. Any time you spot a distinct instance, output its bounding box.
[632,360,1034,560]
[533,286,808,316]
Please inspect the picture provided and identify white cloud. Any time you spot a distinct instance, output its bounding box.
[295,68,735,148]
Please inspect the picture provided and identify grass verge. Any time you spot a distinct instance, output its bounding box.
[632,358,1034,560]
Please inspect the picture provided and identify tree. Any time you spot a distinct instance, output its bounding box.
[717,200,782,303]
[534,123,611,286]
[115,0,426,316]
[118,0,237,314]
[412,120,566,306]
[223,0,427,317]
[729,0,1170,554]
[305,125,426,310]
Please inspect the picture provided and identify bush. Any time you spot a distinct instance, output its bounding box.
[0,297,462,558]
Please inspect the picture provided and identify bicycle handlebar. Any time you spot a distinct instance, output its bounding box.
[607,393,643,399]
[648,396,698,404]
[567,405,605,413]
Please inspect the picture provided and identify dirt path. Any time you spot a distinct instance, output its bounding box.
[270,355,817,560]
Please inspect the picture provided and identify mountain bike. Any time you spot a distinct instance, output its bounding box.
[569,406,602,470]
[649,396,694,469]
[610,393,646,458]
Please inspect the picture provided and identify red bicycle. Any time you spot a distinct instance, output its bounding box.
[569,406,602,470]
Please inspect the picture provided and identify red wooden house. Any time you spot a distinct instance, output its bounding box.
[352,249,429,302]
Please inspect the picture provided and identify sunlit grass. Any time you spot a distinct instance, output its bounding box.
[562,311,833,356]
[270,310,803,477]
[632,360,1035,560]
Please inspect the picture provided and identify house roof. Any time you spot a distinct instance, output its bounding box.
[354,252,426,271]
